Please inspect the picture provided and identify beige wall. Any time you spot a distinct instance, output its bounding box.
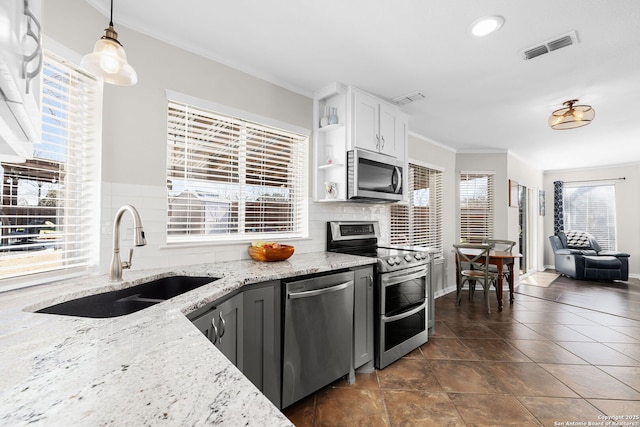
[408,133,456,294]
[44,0,311,186]
[43,0,394,273]
[455,152,546,280]
[507,154,545,275]
[456,152,508,239]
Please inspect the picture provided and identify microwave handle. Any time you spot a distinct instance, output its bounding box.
[392,167,402,193]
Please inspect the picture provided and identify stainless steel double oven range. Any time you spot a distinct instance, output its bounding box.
[327,221,431,369]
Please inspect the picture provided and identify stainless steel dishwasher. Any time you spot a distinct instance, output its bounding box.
[282,270,354,408]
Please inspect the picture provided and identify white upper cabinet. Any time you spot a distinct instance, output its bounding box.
[352,88,406,159]
[352,91,378,153]
[0,0,42,162]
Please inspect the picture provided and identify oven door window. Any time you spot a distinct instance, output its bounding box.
[382,272,426,317]
[384,305,426,351]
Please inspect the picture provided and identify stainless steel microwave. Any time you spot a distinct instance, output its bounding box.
[347,149,404,202]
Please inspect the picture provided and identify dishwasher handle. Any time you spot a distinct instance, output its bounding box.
[288,280,353,299]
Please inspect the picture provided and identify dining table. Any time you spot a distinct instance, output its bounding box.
[455,248,523,311]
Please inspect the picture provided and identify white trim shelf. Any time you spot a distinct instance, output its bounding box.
[317,123,344,133]
[318,163,344,169]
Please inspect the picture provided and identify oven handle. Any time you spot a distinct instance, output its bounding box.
[380,266,427,286]
[288,281,353,299]
[382,300,426,322]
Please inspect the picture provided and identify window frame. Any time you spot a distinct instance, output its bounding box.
[459,171,495,243]
[165,91,309,245]
[0,46,102,291]
[389,160,444,258]
[562,182,617,250]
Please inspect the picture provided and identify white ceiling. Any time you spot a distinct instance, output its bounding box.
[87,0,640,171]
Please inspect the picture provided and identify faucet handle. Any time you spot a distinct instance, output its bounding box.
[122,248,134,270]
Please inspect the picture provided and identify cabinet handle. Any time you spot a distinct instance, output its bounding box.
[218,312,226,342]
[375,134,380,150]
[381,135,385,150]
[210,318,219,345]
[369,275,374,287]
[22,0,42,94]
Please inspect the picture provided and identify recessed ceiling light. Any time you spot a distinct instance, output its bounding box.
[470,15,505,37]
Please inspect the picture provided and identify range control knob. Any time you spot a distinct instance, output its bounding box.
[394,257,402,265]
[404,254,413,262]
[387,258,395,266]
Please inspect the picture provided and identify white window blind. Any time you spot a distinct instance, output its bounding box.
[459,172,494,243]
[0,50,100,286]
[166,101,307,242]
[563,183,616,250]
[390,163,443,258]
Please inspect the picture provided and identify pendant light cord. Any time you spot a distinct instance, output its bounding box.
[109,0,114,27]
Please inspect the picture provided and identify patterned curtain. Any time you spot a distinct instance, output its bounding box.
[553,181,564,235]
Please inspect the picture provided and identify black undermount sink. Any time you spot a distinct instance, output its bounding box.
[36,276,219,318]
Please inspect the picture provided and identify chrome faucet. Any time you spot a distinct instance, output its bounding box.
[109,204,147,282]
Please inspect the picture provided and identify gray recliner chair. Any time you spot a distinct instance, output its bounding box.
[548,231,630,281]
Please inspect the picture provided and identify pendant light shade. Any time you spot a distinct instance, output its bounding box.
[548,99,594,130]
[81,0,137,86]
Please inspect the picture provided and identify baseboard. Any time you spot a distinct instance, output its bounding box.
[435,286,456,298]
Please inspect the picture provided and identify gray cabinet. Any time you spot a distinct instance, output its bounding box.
[190,272,371,408]
[189,281,281,407]
[353,266,374,370]
[243,281,281,408]
[190,292,244,370]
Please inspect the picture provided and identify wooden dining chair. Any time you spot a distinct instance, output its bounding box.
[482,239,516,282]
[453,244,499,314]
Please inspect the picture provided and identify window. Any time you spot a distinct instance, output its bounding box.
[390,162,443,258]
[166,99,308,243]
[563,183,616,250]
[0,50,101,288]
[459,172,494,243]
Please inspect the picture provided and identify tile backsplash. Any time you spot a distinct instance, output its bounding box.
[100,182,390,274]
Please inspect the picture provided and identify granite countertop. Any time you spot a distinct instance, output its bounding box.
[0,251,375,426]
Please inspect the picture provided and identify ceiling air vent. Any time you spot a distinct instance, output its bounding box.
[523,45,549,60]
[392,91,426,105]
[522,31,579,60]
[547,34,574,52]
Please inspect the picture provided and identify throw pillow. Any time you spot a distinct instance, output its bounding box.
[565,231,591,249]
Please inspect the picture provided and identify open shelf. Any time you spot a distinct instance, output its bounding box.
[318,123,344,133]
[313,83,348,202]
[318,162,344,169]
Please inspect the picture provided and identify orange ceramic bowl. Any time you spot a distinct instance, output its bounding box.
[248,244,295,262]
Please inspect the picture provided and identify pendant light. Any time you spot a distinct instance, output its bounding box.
[548,99,595,130]
[81,0,137,86]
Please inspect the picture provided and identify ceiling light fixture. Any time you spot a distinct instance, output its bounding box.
[81,0,137,86]
[548,99,595,130]
[470,15,504,37]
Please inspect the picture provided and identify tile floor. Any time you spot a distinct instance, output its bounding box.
[283,273,640,426]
